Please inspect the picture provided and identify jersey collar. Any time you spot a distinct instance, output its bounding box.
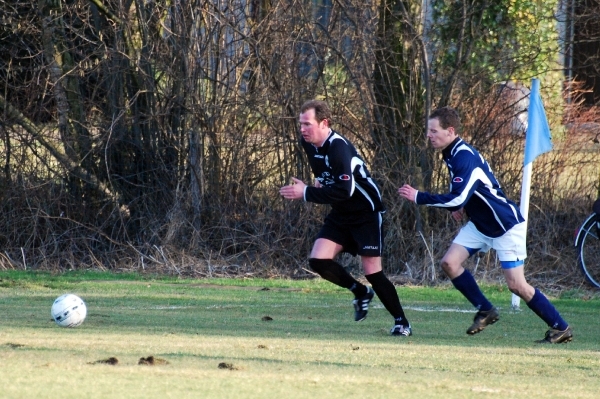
[442,136,462,158]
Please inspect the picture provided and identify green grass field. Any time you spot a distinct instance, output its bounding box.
[1,271,598,399]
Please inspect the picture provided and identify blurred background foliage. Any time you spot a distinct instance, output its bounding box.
[0,0,598,288]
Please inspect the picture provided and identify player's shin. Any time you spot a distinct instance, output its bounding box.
[308,258,367,296]
[366,271,409,326]
[451,269,494,311]
[526,288,569,330]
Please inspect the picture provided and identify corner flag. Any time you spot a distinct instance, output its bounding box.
[513,78,553,309]
[524,79,553,165]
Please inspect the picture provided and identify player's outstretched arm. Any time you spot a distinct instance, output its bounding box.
[397,184,418,203]
[279,177,307,200]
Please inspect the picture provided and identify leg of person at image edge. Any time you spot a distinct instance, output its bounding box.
[443,243,572,343]
[309,257,412,337]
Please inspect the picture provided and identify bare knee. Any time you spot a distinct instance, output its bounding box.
[503,268,535,301]
[508,284,525,298]
[507,281,535,302]
[440,244,469,279]
[440,258,463,279]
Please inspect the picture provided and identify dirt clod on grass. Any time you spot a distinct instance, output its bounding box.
[261,316,273,321]
[218,362,239,370]
[5,343,25,349]
[89,357,119,365]
[138,356,169,366]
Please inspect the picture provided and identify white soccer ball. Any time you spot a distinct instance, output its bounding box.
[51,294,87,327]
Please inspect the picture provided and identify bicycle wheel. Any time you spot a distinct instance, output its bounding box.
[577,213,600,288]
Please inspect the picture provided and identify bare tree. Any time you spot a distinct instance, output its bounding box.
[0,0,597,286]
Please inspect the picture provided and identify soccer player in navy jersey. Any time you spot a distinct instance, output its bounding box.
[398,106,572,343]
[280,99,411,336]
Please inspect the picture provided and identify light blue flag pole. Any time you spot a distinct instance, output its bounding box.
[512,78,553,309]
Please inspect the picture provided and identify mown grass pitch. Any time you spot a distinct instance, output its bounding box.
[1,271,598,399]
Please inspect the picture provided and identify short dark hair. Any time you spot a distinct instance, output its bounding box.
[429,106,461,134]
[300,100,332,126]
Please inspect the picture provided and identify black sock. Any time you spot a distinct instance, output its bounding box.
[394,317,408,327]
[365,271,409,325]
[308,258,367,297]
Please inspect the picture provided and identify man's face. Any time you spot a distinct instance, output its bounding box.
[299,108,329,146]
[427,117,456,150]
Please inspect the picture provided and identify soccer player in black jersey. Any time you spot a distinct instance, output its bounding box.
[398,106,572,343]
[279,99,411,336]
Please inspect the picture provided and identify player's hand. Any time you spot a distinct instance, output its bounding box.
[314,179,322,188]
[451,208,465,222]
[279,177,307,200]
[397,184,417,203]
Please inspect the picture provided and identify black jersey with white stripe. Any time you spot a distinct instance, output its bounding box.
[416,137,525,238]
[301,130,384,214]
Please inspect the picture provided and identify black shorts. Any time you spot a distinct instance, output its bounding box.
[316,211,384,257]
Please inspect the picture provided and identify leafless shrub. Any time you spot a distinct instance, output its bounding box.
[0,0,598,290]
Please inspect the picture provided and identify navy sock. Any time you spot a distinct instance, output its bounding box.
[526,288,569,330]
[308,258,367,297]
[366,271,409,325]
[451,270,493,311]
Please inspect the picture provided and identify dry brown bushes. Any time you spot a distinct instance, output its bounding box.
[0,1,598,290]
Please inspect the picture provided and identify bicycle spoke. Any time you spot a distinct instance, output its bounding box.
[584,224,599,240]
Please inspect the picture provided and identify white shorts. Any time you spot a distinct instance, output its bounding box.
[453,221,527,265]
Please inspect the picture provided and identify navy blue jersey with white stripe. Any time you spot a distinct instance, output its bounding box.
[301,130,384,214]
[416,137,525,237]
